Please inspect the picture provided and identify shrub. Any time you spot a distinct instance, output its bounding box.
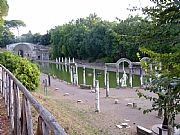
[0,51,40,91]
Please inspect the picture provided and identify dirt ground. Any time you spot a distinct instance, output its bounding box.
[39,73,163,135]
[0,96,11,135]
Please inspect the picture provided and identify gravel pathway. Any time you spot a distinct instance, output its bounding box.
[41,73,163,135]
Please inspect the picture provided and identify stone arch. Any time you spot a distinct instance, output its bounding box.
[116,58,132,69]
[115,58,132,87]
[140,57,150,62]
[13,43,34,58]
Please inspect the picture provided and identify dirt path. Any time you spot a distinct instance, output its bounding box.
[40,73,163,135]
[0,95,11,135]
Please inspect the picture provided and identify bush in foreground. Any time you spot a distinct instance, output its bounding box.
[0,51,40,91]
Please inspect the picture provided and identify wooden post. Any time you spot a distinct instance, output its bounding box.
[8,76,11,117]
[95,80,100,112]
[9,79,14,131]
[4,72,8,106]
[37,116,43,135]
[93,68,96,88]
[42,121,49,135]
[83,66,86,85]
[0,67,2,93]
[21,95,27,134]
[6,74,10,116]
[106,72,109,97]
[104,66,107,89]
[1,68,4,95]
[13,83,21,135]
[26,98,33,135]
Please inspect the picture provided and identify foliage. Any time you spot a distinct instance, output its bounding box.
[49,11,179,62]
[139,0,180,53]
[4,20,26,28]
[4,20,26,37]
[0,26,15,47]
[50,14,149,62]
[0,51,40,91]
[20,31,51,46]
[0,0,8,26]
[137,47,180,128]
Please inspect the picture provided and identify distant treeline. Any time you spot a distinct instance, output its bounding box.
[49,14,179,62]
[1,1,179,63]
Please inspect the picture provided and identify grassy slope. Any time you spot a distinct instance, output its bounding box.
[31,85,109,135]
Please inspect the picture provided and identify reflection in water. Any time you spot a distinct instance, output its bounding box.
[37,62,141,88]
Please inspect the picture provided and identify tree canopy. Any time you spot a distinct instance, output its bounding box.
[0,0,8,25]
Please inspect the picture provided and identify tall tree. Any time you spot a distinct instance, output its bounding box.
[4,20,26,36]
[0,0,8,26]
[138,48,180,130]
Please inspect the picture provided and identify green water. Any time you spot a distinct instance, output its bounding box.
[38,62,141,88]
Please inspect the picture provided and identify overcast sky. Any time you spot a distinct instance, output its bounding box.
[5,0,152,35]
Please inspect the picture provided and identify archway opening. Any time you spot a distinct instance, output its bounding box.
[18,50,24,57]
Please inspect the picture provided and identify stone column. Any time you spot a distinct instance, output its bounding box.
[62,57,64,63]
[72,57,75,63]
[70,65,73,84]
[62,63,64,71]
[149,64,152,83]
[93,68,96,88]
[68,57,71,63]
[65,57,67,72]
[140,66,143,87]
[75,63,78,86]
[104,66,107,89]
[116,65,119,87]
[106,72,109,97]
[55,58,58,69]
[95,80,100,112]
[55,58,58,63]
[58,57,61,63]
[159,62,162,70]
[129,64,133,88]
[65,57,67,64]
[83,66,86,85]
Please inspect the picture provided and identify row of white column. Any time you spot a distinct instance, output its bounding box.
[56,62,147,89]
[55,57,75,64]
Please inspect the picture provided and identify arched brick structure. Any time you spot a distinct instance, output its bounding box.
[6,42,49,60]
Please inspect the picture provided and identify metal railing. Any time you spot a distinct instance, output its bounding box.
[0,64,67,135]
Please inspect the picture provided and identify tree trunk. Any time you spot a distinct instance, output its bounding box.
[162,108,168,129]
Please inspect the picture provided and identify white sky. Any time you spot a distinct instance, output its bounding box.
[5,0,152,36]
